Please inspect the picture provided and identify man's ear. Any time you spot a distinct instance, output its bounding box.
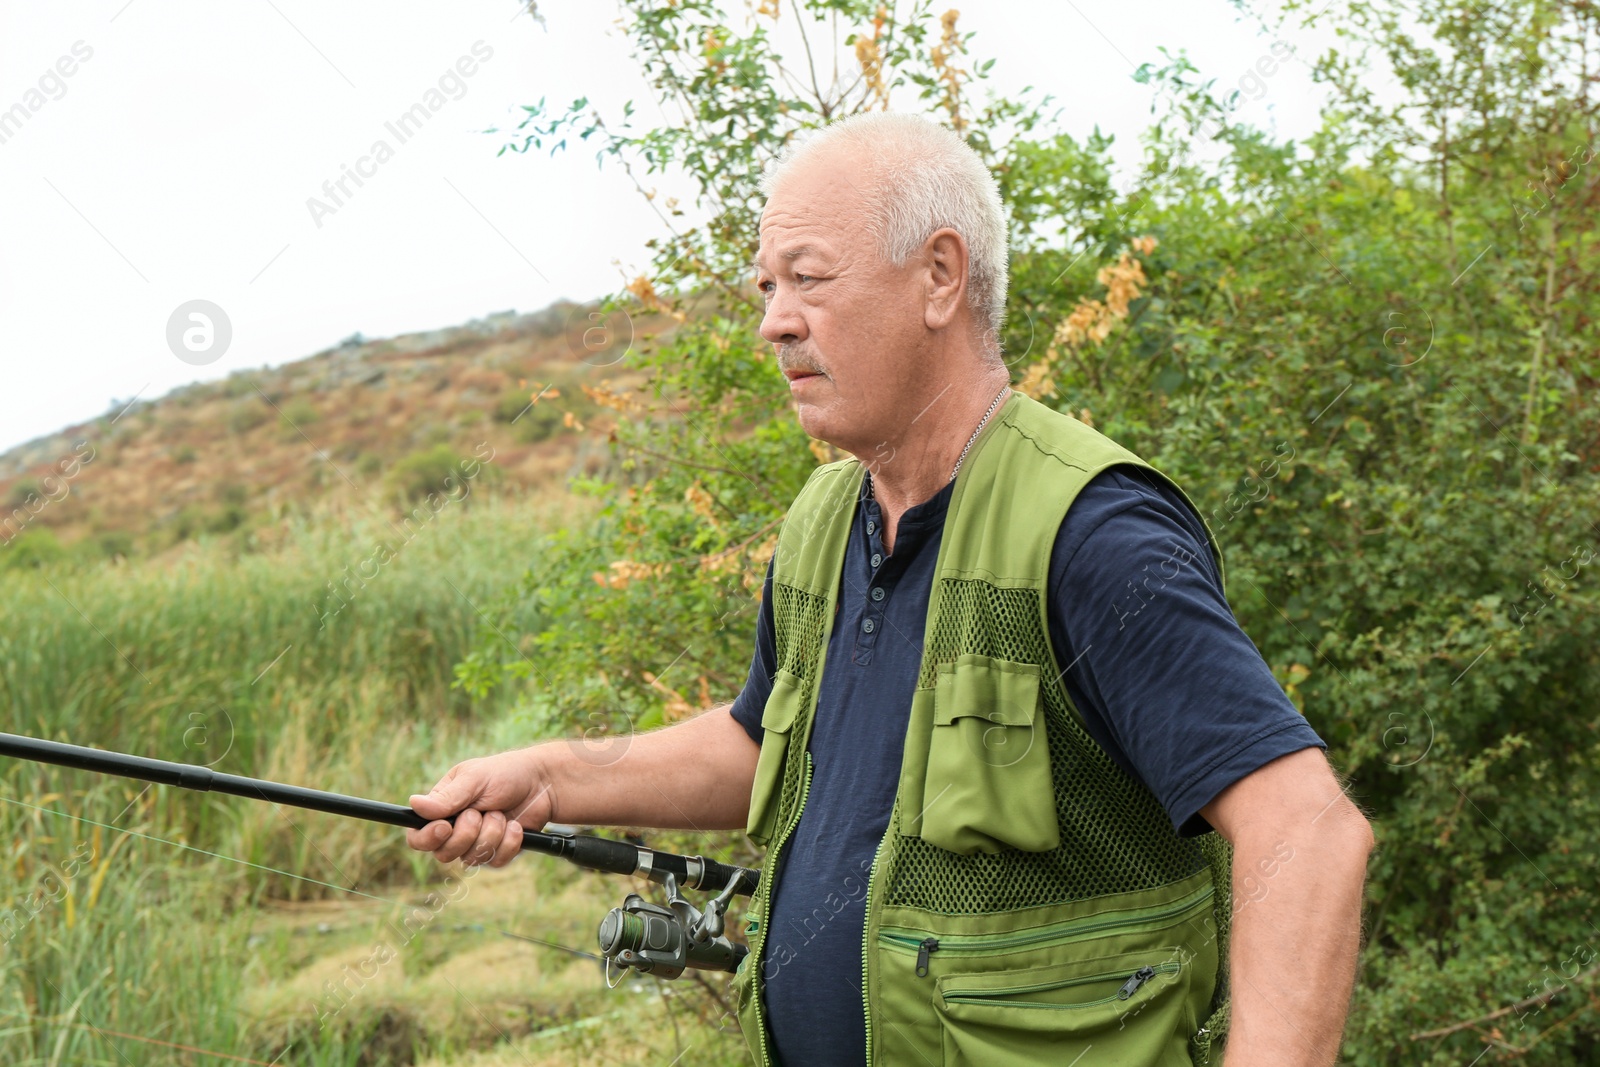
[923,227,968,331]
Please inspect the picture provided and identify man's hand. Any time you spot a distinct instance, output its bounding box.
[1200,747,1375,1067]
[404,704,762,869]
[406,748,551,868]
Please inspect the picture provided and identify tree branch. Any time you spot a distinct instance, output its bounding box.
[1409,963,1600,1041]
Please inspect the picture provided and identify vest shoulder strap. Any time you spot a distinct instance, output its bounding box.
[770,458,863,597]
[942,393,1225,590]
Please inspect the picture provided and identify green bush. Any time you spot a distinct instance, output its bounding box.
[279,397,319,430]
[206,503,247,534]
[5,478,42,508]
[0,527,66,571]
[226,400,270,435]
[512,401,568,443]
[494,385,537,423]
[93,529,134,559]
[385,444,472,504]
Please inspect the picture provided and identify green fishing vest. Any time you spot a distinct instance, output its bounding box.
[731,393,1233,1066]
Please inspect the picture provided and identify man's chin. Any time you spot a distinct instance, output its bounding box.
[793,402,838,445]
[794,409,866,463]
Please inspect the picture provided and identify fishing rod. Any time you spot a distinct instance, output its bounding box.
[0,731,754,978]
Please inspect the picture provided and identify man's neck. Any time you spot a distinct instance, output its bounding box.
[861,369,1010,552]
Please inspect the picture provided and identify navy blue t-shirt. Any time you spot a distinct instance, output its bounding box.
[729,464,1325,1067]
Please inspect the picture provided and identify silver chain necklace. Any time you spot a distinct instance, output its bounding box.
[950,384,1010,481]
[863,384,1010,500]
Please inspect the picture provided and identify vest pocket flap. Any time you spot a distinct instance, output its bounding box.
[746,668,805,845]
[933,654,1042,727]
[760,669,804,733]
[921,655,1057,855]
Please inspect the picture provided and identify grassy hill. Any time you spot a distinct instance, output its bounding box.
[0,300,658,568]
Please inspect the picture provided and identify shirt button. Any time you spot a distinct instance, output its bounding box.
[871,552,882,568]
[862,619,876,634]
[867,520,876,535]
[871,587,885,602]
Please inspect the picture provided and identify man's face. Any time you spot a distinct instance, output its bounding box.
[755,152,928,457]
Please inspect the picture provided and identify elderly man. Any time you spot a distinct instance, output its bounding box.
[407,112,1374,1066]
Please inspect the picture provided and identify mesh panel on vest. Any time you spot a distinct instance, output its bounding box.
[885,578,1210,913]
[770,581,829,831]
[1197,830,1234,1056]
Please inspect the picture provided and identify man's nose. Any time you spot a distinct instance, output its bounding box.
[759,286,806,346]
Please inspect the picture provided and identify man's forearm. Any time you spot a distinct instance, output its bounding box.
[533,703,761,832]
[1221,801,1374,1066]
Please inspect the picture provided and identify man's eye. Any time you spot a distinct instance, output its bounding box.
[796,274,815,284]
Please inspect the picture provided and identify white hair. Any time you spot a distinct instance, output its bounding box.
[759,112,1010,345]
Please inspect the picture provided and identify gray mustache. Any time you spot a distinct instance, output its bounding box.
[777,348,825,377]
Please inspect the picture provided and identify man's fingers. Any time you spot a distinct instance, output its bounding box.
[409,768,476,820]
[465,811,507,867]
[490,820,523,868]
[403,819,454,853]
[434,808,484,863]
[405,815,518,866]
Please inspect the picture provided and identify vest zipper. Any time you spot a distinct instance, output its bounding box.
[1117,965,1158,999]
[860,829,885,1064]
[753,751,814,1067]
[880,881,1213,964]
[942,960,1182,1008]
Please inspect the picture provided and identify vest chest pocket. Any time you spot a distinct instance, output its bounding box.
[745,668,804,846]
[916,653,1059,855]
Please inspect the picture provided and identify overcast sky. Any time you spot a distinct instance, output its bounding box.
[0,0,1337,455]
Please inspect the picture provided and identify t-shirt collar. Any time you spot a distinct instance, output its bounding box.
[860,468,955,531]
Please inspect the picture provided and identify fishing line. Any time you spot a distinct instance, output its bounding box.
[44,1019,290,1067]
[0,794,599,962]
[0,793,400,907]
